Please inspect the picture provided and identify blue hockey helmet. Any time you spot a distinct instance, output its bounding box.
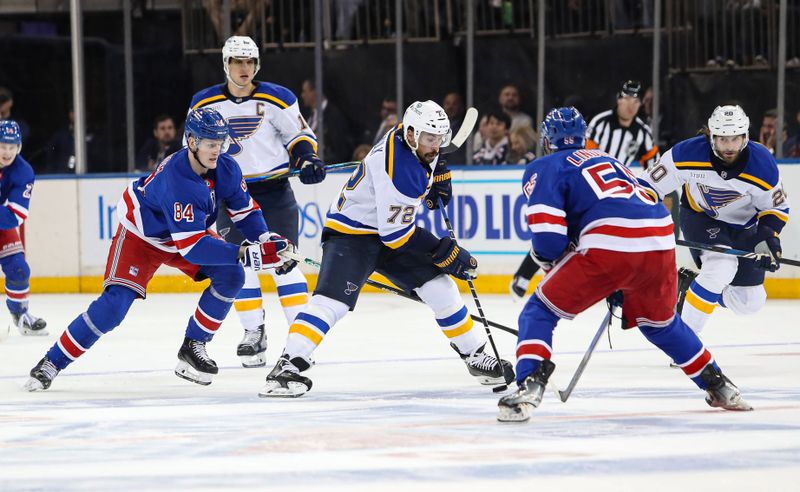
[540,107,587,151]
[185,108,230,150]
[0,120,22,146]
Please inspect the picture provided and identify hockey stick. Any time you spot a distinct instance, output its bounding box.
[553,307,614,403]
[676,239,800,267]
[246,107,478,184]
[437,196,514,393]
[279,250,519,337]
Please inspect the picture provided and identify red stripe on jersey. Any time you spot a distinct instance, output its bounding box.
[8,205,26,220]
[584,223,674,239]
[173,232,205,250]
[122,188,136,225]
[194,308,221,332]
[5,289,28,300]
[528,213,568,226]
[682,349,712,377]
[516,342,552,360]
[228,201,261,218]
[59,331,85,359]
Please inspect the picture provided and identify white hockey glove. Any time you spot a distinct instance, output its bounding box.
[241,233,298,274]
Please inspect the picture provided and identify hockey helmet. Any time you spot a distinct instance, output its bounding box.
[617,80,643,100]
[223,36,260,80]
[401,100,452,150]
[185,108,231,152]
[0,120,22,146]
[708,105,749,158]
[540,106,587,151]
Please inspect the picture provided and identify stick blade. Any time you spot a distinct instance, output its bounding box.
[441,107,478,154]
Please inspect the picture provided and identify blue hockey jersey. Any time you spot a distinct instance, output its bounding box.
[0,154,35,230]
[117,148,269,265]
[522,148,675,262]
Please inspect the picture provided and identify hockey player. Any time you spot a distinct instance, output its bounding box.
[24,108,296,391]
[187,36,326,369]
[497,107,751,422]
[0,120,47,339]
[258,100,513,398]
[637,105,789,334]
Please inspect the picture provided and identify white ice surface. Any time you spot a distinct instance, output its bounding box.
[1,293,798,491]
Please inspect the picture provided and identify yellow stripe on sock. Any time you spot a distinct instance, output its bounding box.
[289,322,323,345]
[234,299,263,311]
[280,293,308,308]
[442,317,474,338]
[686,289,716,314]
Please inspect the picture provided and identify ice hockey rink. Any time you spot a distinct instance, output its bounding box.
[0,292,798,491]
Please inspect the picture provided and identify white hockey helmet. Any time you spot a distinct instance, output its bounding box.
[402,100,452,150]
[222,36,260,80]
[708,105,750,158]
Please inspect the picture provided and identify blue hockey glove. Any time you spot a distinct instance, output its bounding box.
[424,161,452,210]
[752,227,782,272]
[432,236,477,280]
[297,155,326,185]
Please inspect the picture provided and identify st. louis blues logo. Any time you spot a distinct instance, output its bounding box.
[226,115,263,156]
[696,184,743,218]
[344,282,359,296]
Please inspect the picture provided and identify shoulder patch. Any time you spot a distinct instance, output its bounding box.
[738,142,779,191]
[383,128,429,199]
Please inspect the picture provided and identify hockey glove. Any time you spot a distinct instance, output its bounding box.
[530,251,556,273]
[432,236,478,280]
[752,227,782,272]
[297,155,326,185]
[424,161,453,210]
[241,233,298,274]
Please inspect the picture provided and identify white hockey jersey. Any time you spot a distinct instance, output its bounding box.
[324,124,436,249]
[187,82,317,179]
[637,136,789,231]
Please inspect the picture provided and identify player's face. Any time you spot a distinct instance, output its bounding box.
[616,95,641,121]
[714,135,746,163]
[416,131,444,164]
[228,57,257,86]
[192,137,228,169]
[0,143,19,167]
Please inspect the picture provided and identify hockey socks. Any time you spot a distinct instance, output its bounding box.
[515,294,559,385]
[47,285,138,370]
[638,315,719,389]
[272,267,308,324]
[185,264,243,342]
[2,253,31,315]
[233,268,264,331]
[285,294,347,361]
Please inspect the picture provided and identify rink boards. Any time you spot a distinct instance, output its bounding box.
[11,163,800,297]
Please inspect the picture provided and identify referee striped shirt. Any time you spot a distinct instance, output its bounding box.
[586,109,660,169]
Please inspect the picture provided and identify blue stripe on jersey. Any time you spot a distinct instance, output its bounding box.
[380,223,414,242]
[437,306,468,327]
[237,288,262,300]
[326,212,378,231]
[295,312,330,334]
[277,283,308,297]
[690,281,721,303]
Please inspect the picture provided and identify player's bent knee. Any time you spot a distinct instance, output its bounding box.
[89,286,138,332]
[698,253,739,287]
[519,295,559,326]
[308,294,349,325]
[414,274,461,313]
[208,264,246,297]
[723,285,766,315]
[1,253,30,282]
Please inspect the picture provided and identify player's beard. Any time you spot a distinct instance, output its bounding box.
[421,150,439,164]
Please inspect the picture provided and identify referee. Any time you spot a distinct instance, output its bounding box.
[586,80,660,169]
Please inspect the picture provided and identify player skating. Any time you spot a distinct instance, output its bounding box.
[188,36,326,368]
[0,120,46,339]
[637,105,789,334]
[497,107,751,422]
[259,100,513,397]
[24,108,296,391]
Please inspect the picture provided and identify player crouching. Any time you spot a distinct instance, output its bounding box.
[24,108,295,391]
[497,108,751,422]
[259,101,513,398]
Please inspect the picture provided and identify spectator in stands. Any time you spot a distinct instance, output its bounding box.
[508,125,536,164]
[442,91,467,164]
[0,87,31,142]
[42,109,102,174]
[136,114,180,172]
[472,107,510,165]
[758,108,798,157]
[371,97,398,144]
[498,83,533,132]
[205,0,264,42]
[300,79,352,164]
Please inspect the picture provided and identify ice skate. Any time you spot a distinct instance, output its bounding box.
[509,275,529,301]
[24,357,60,391]
[12,311,48,336]
[452,342,514,385]
[497,360,556,422]
[700,365,753,411]
[676,267,698,315]
[175,337,218,386]
[237,325,267,368]
[258,355,312,398]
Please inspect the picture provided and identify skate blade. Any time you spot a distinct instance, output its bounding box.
[174,361,213,386]
[258,380,308,398]
[707,397,754,411]
[497,402,533,423]
[239,353,267,368]
[17,326,49,337]
[23,377,45,392]
[477,375,506,386]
